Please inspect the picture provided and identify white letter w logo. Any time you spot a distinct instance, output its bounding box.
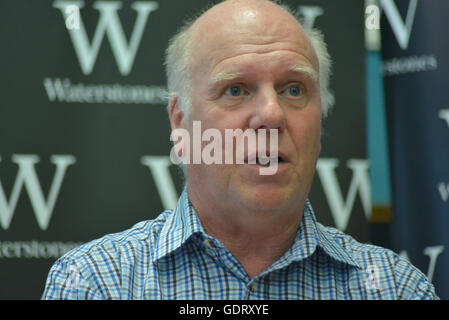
[53,1,159,75]
[316,159,372,231]
[380,0,418,50]
[0,155,75,230]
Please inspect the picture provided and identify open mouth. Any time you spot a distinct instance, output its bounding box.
[245,155,286,166]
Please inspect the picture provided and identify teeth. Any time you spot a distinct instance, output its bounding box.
[244,154,282,165]
[256,157,279,166]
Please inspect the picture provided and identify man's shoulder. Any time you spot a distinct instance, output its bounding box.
[316,223,439,299]
[57,210,173,269]
[42,210,174,299]
[317,223,396,259]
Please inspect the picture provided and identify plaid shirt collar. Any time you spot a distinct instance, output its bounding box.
[152,186,360,269]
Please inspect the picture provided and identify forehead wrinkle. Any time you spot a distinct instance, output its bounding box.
[209,49,317,77]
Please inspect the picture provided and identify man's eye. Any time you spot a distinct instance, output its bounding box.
[285,85,302,97]
[225,86,244,97]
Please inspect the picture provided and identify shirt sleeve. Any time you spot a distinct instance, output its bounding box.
[393,254,440,300]
[42,258,104,300]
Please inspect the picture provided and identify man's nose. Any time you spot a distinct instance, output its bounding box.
[248,86,286,132]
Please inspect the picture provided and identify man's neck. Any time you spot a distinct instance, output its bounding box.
[188,186,304,279]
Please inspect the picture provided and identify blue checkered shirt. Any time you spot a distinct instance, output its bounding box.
[42,187,438,300]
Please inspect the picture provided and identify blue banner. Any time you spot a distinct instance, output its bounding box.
[381,0,449,298]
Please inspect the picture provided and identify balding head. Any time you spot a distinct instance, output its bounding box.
[189,0,311,49]
[165,0,332,118]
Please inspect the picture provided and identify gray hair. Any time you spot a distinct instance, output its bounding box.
[164,1,333,118]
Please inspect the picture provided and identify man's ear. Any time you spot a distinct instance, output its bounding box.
[169,96,185,131]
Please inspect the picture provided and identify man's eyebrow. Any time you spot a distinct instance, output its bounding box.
[211,71,244,84]
[289,65,319,83]
[209,65,318,89]
[207,71,245,93]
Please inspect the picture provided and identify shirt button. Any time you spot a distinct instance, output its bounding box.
[204,239,215,248]
[248,282,258,292]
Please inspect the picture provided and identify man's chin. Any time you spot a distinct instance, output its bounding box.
[236,186,299,213]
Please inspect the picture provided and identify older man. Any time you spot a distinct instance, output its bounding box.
[42,0,438,299]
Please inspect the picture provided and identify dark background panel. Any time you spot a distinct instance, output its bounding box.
[0,0,366,299]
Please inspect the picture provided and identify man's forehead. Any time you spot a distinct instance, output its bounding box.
[188,0,317,74]
[189,0,305,41]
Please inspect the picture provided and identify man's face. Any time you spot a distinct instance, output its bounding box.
[183,4,322,215]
